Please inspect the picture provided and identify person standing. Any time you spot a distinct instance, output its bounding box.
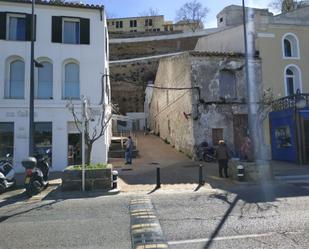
[216,140,230,178]
[124,136,133,165]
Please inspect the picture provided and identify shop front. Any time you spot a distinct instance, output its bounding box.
[270,93,309,164]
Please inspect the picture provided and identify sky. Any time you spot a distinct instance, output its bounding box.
[81,0,277,28]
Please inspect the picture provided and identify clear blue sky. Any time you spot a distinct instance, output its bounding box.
[82,0,275,28]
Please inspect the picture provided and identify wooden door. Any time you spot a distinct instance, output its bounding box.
[233,114,248,157]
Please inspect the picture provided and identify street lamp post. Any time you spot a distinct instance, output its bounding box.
[29,0,35,156]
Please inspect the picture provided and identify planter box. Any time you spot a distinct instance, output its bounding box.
[62,164,112,191]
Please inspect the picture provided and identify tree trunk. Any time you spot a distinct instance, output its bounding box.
[86,143,92,165]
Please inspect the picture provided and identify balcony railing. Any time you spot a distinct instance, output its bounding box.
[272,93,309,111]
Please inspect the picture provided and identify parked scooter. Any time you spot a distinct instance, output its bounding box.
[22,152,50,197]
[0,154,16,193]
[196,142,216,162]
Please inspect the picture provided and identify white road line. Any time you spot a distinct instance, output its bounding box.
[168,232,276,245]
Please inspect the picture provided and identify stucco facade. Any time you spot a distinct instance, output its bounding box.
[0,1,110,172]
[195,5,309,150]
[149,52,261,157]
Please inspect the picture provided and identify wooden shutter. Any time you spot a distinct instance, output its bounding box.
[52,16,62,43]
[80,18,90,45]
[25,14,36,41]
[0,12,6,40]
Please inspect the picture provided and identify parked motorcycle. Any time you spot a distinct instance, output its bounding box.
[196,142,216,162]
[0,154,16,193]
[22,153,50,197]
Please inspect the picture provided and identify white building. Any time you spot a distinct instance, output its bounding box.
[0,0,111,172]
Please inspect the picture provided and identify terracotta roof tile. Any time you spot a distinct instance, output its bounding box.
[0,0,104,10]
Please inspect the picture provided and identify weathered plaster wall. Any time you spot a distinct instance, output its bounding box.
[149,52,262,157]
[149,54,194,156]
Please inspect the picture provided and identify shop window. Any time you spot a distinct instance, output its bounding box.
[0,123,14,159]
[34,122,52,163]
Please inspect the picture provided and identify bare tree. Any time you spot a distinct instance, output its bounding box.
[139,7,160,17]
[67,100,117,165]
[176,0,209,32]
[269,0,305,13]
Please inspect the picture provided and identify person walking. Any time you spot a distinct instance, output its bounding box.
[124,136,133,165]
[216,140,230,178]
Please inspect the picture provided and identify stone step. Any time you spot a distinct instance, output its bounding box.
[108,150,138,158]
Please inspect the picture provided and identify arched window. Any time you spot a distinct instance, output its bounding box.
[282,33,299,58]
[64,62,80,99]
[37,61,53,99]
[285,65,302,96]
[7,60,25,99]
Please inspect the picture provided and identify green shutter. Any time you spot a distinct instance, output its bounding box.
[52,16,62,43]
[80,18,90,45]
[0,12,6,40]
[25,14,36,41]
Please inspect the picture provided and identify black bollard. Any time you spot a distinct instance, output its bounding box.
[199,164,204,185]
[156,167,161,189]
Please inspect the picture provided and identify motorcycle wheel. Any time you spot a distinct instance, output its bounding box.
[0,182,5,194]
[203,154,214,162]
[25,185,33,197]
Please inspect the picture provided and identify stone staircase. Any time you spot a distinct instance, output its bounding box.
[108,138,138,159]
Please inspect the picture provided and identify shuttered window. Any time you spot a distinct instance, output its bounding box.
[0,12,35,41]
[52,16,90,45]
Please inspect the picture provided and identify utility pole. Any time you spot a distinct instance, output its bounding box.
[242,0,264,163]
[82,97,86,191]
[29,0,35,156]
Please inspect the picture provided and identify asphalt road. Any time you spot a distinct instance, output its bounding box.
[153,183,309,249]
[1,182,309,249]
[0,190,132,249]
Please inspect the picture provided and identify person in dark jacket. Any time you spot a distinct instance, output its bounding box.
[216,140,230,178]
[124,136,133,165]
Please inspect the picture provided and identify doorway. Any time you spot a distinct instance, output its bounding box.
[68,133,82,166]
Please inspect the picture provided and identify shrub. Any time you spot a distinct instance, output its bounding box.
[67,163,108,170]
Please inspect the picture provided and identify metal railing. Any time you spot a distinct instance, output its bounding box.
[272,93,309,111]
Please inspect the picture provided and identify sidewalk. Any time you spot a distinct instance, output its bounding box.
[109,133,237,193]
[270,160,309,177]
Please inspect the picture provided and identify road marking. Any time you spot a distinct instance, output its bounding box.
[168,232,275,245]
[136,244,168,249]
